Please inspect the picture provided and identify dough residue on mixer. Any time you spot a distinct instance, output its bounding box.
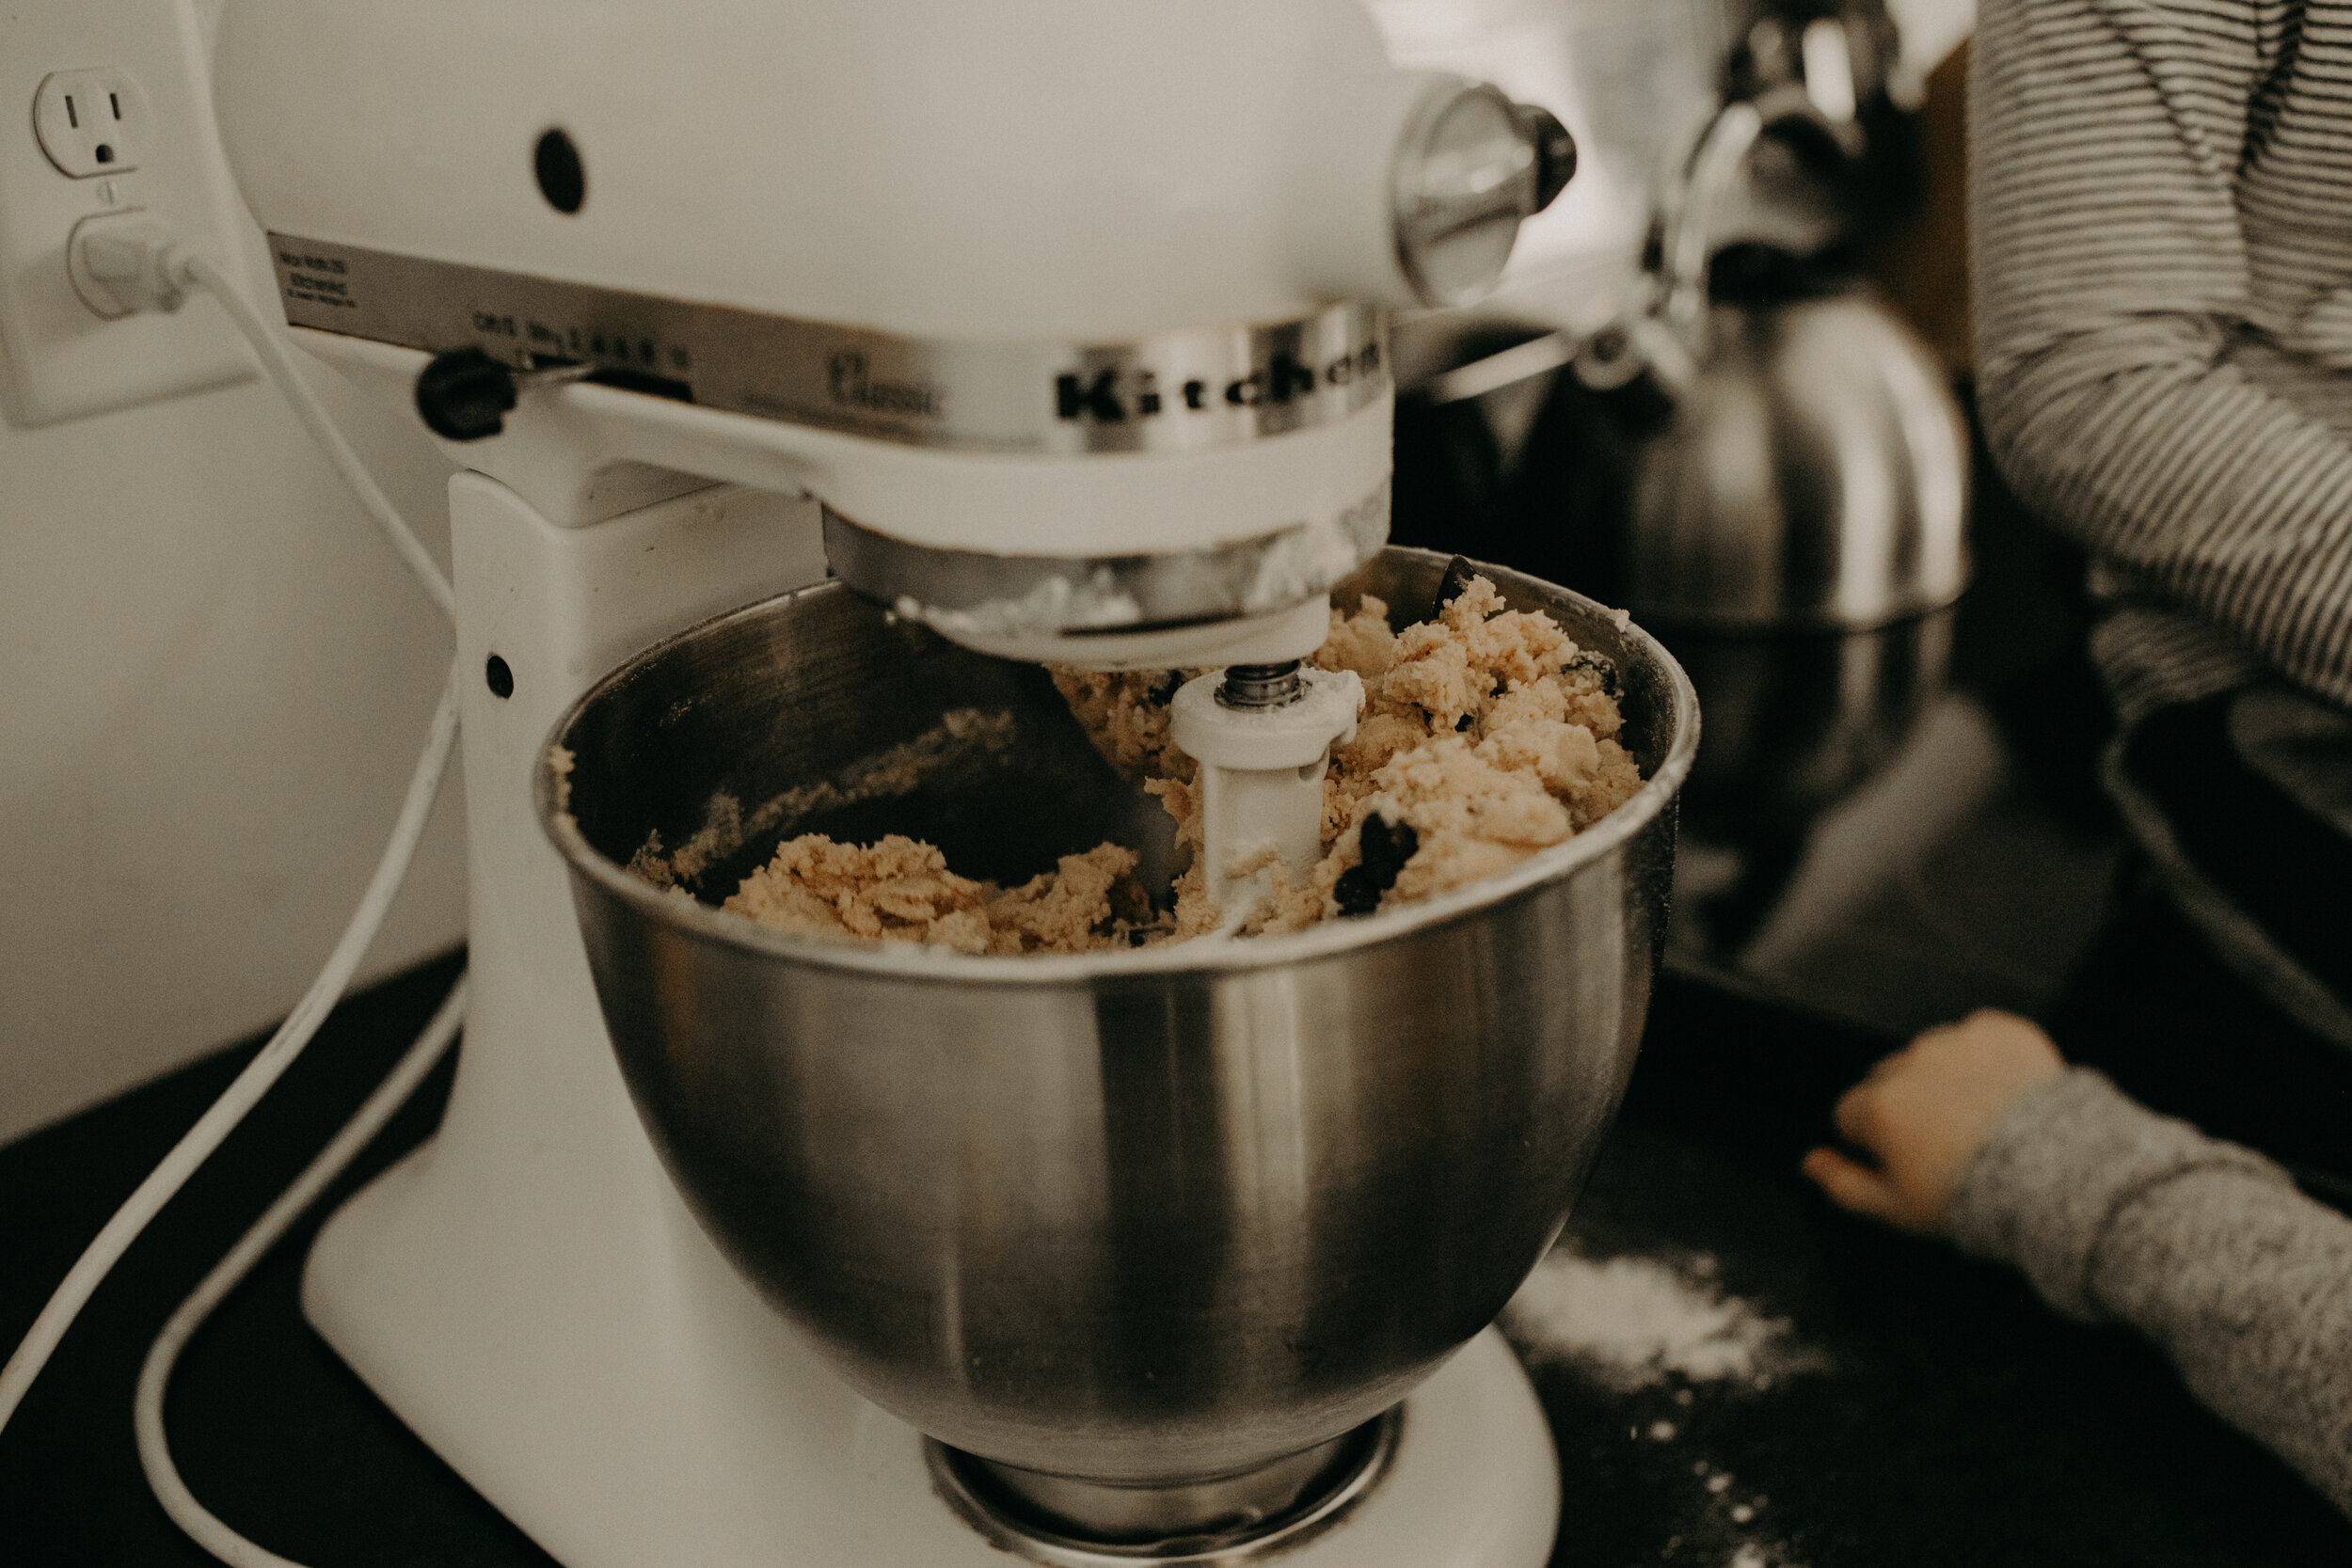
[717,575,1645,953]
[628,706,1023,892]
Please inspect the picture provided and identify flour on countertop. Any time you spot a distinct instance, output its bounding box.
[1500,1248,1830,1392]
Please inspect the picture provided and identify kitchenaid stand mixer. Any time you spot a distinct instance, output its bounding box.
[199,3,1618,1561]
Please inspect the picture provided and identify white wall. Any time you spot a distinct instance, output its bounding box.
[0,275,466,1147]
[0,0,469,1148]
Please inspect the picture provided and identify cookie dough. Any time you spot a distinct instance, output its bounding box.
[1068,576,1645,937]
[719,575,1645,952]
[723,834,1153,955]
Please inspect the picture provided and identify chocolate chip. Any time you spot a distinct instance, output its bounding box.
[1456,713,1476,732]
[1563,648,1621,701]
[1436,555,1479,610]
[1334,815,1419,916]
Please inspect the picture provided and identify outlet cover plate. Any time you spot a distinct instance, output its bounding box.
[34,67,152,178]
[0,2,256,428]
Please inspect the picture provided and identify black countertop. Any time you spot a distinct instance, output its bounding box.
[4,952,2346,1567]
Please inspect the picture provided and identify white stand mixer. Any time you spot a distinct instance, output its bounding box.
[204,3,1581,1560]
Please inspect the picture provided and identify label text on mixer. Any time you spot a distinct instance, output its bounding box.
[1054,341,1381,426]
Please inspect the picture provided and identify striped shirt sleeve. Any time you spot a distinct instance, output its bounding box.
[1969,0,2352,711]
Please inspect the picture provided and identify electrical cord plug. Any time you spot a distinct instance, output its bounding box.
[68,210,192,317]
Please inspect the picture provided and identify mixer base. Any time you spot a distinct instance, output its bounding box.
[310,1138,1556,1567]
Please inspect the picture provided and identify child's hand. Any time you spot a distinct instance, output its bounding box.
[1802,1009,2064,1233]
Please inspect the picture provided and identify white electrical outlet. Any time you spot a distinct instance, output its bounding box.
[34,68,151,178]
[0,3,257,428]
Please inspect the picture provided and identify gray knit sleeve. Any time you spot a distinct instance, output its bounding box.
[1946,1069,2352,1514]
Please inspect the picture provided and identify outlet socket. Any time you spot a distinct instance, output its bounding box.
[0,3,256,428]
[34,68,149,177]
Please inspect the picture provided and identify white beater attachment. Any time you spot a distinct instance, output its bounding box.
[1171,662,1363,926]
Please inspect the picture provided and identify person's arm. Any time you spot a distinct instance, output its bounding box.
[1971,0,2352,708]
[1805,1012,2352,1516]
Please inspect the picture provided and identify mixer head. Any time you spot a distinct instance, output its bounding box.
[212,0,1574,671]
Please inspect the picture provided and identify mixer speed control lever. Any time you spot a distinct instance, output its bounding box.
[414,346,593,441]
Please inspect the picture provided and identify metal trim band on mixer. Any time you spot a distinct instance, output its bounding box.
[265,233,1389,456]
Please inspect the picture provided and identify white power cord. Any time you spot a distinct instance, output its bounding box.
[74,226,455,620]
[135,973,468,1568]
[0,665,459,1435]
[181,250,457,621]
[0,232,475,1567]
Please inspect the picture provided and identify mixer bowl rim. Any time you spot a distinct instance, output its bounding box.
[534,556,1698,985]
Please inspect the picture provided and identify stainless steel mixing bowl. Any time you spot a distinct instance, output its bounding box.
[536,547,1696,1508]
